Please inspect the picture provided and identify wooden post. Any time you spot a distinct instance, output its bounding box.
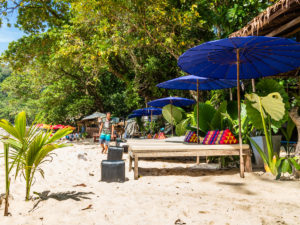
[251,79,256,92]
[171,103,173,136]
[151,110,153,134]
[134,156,139,180]
[197,79,199,144]
[237,48,245,178]
[196,156,200,164]
[129,154,132,172]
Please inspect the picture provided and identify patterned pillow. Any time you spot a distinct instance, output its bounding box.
[203,129,238,144]
[184,131,201,143]
[202,130,219,144]
[216,129,238,144]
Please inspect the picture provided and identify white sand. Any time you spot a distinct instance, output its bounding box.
[0,141,299,225]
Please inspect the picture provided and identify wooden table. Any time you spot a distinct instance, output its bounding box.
[127,140,252,180]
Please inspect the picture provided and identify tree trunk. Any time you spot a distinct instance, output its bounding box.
[289,106,300,156]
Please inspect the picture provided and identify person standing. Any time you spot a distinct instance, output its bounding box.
[99,112,114,154]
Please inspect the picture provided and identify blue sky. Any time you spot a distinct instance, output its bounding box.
[0,12,25,54]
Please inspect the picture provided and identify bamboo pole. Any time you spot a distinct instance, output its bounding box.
[151,110,153,135]
[170,102,173,136]
[237,48,245,178]
[251,79,256,92]
[197,80,199,144]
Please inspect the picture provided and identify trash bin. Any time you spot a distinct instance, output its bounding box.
[107,146,123,160]
[101,160,125,182]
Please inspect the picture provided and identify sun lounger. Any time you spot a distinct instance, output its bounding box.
[127,141,252,179]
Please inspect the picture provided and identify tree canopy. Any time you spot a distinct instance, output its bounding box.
[0,0,274,123]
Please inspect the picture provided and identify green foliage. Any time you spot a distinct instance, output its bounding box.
[175,118,191,136]
[3,142,10,215]
[0,0,273,123]
[245,92,299,178]
[0,111,72,200]
[280,116,296,155]
[245,79,289,133]
[162,104,183,125]
[194,102,230,134]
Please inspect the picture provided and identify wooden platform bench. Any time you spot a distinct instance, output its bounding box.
[128,141,252,180]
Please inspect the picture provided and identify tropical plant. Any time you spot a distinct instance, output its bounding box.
[194,101,232,135]
[162,104,183,125]
[3,142,10,216]
[246,92,300,178]
[246,79,289,134]
[280,115,296,156]
[0,111,72,200]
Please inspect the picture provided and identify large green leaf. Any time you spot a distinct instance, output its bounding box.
[245,92,285,131]
[281,159,292,174]
[175,118,190,136]
[261,93,285,121]
[162,104,182,125]
[193,103,216,133]
[256,79,289,104]
[227,100,238,120]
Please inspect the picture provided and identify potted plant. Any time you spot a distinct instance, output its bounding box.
[246,80,289,168]
[246,92,300,178]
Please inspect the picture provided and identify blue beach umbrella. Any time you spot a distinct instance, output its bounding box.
[148,97,195,136]
[132,107,162,134]
[157,75,236,91]
[133,107,162,116]
[178,36,300,178]
[128,114,142,119]
[148,97,195,108]
[157,75,237,142]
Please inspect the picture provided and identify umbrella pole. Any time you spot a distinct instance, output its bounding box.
[151,111,153,135]
[171,104,173,136]
[197,80,199,144]
[237,48,245,178]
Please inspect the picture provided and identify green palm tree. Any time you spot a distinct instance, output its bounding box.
[0,112,72,200]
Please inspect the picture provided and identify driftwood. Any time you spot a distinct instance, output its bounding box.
[290,106,300,156]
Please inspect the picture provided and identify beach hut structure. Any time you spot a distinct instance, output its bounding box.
[79,112,106,137]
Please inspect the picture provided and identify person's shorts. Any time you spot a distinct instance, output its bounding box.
[100,133,111,146]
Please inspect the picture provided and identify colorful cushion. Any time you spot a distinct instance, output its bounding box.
[158,132,166,139]
[203,129,238,144]
[202,130,219,144]
[153,133,159,139]
[184,131,201,143]
[216,129,238,144]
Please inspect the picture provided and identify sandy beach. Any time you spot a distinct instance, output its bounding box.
[0,141,299,225]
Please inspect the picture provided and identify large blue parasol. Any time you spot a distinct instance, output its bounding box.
[157,75,236,90]
[157,75,237,142]
[133,107,162,116]
[148,97,195,136]
[177,36,300,178]
[132,107,162,134]
[128,113,142,119]
[148,97,195,107]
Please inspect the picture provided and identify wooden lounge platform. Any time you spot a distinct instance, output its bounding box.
[127,139,252,180]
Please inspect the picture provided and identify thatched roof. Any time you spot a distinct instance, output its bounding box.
[230,0,300,37]
[81,112,106,121]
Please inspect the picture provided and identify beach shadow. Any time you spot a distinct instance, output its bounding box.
[30,190,94,212]
[138,167,239,178]
[217,181,256,195]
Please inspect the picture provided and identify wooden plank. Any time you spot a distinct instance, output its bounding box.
[133,149,251,158]
[244,155,253,172]
[134,156,139,180]
[266,16,300,37]
[129,144,250,152]
[196,156,200,165]
[129,155,132,172]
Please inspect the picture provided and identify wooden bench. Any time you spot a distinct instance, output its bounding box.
[127,141,252,180]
